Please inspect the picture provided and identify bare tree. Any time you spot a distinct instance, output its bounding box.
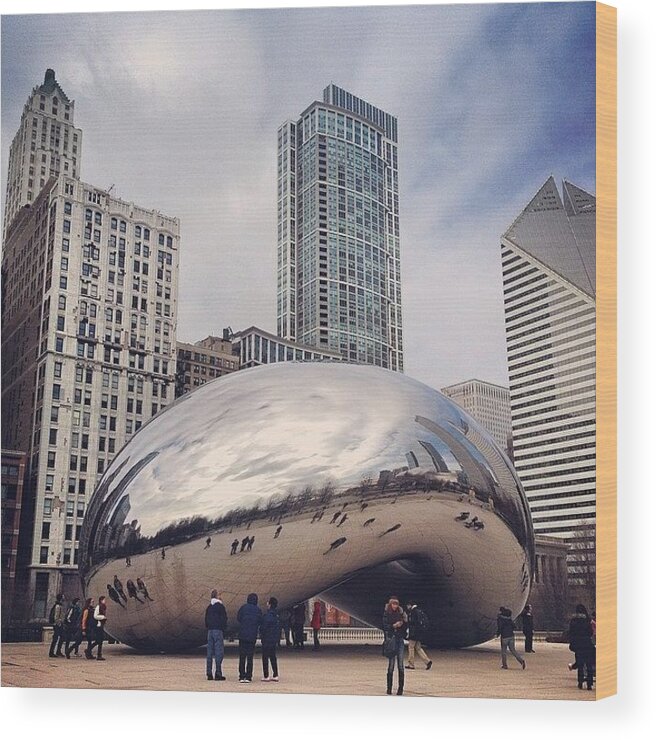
[568,520,596,606]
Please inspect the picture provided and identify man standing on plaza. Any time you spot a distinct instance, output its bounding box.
[405,601,433,670]
[48,593,65,658]
[205,589,228,681]
[521,604,535,653]
[237,593,262,682]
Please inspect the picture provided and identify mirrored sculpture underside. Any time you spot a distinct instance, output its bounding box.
[79,363,534,651]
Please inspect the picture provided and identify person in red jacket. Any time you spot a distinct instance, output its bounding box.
[311,601,322,650]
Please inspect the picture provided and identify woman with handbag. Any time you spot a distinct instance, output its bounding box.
[382,596,408,695]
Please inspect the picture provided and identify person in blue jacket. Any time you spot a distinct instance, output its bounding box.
[259,596,281,682]
[237,592,262,683]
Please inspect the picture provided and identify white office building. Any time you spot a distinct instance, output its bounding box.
[501,176,596,581]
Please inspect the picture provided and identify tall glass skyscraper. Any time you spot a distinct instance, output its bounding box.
[501,176,596,583]
[277,84,403,371]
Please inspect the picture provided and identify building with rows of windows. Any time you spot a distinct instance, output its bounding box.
[1,70,180,620]
[277,84,403,371]
[441,378,513,457]
[175,335,239,397]
[501,176,596,584]
[3,69,82,238]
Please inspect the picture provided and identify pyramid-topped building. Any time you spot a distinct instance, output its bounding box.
[501,177,596,584]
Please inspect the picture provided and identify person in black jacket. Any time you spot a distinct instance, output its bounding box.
[259,596,281,682]
[521,604,535,653]
[64,597,83,658]
[496,607,526,670]
[405,601,432,670]
[382,596,408,695]
[568,604,594,690]
[204,589,228,681]
[237,593,263,682]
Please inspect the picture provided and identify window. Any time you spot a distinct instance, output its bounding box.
[43,498,53,516]
[47,451,56,468]
[54,361,62,378]
[52,383,61,400]
[39,547,49,564]
[41,522,51,540]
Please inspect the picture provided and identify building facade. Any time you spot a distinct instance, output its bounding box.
[175,335,239,397]
[277,84,403,371]
[231,325,342,369]
[441,379,513,455]
[501,176,596,583]
[1,175,179,618]
[1,450,27,632]
[3,69,82,237]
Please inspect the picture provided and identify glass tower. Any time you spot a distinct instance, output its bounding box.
[277,84,403,371]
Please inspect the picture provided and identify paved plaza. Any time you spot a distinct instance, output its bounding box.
[2,639,594,700]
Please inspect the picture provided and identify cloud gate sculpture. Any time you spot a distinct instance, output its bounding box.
[79,363,534,652]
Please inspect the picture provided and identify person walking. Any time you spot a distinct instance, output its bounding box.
[405,601,432,670]
[382,596,407,695]
[48,593,65,658]
[521,604,535,653]
[237,593,262,682]
[81,598,95,658]
[310,601,322,650]
[204,589,227,681]
[247,535,255,551]
[230,538,239,555]
[496,606,525,670]
[113,576,127,602]
[204,536,212,549]
[87,595,108,660]
[64,597,83,658]
[291,602,306,649]
[568,604,594,690]
[260,596,281,682]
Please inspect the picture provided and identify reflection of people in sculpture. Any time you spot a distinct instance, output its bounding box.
[363,517,376,527]
[113,575,127,602]
[274,525,283,539]
[230,538,239,555]
[455,512,470,521]
[126,578,144,603]
[247,535,255,551]
[465,517,479,529]
[330,511,341,524]
[240,536,249,552]
[137,577,154,601]
[161,548,166,560]
[360,502,368,512]
[125,555,131,567]
[324,537,347,554]
[106,584,126,608]
[379,524,401,537]
[336,513,348,528]
[204,537,212,549]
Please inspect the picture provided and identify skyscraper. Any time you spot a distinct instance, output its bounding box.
[277,84,403,370]
[1,72,179,618]
[501,176,596,582]
[441,379,513,455]
[3,69,82,236]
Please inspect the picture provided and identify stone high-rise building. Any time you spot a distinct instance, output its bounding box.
[3,69,82,237]
[501,176,596,583]
[1,71,180,618]
[441,379,513,456]
[277,84,403,371]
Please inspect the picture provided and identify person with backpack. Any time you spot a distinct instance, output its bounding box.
[64,597,83,658]
[568,604,594,690]
[81,597,95,658]
[48,593,65,658]
[405,601,433,670]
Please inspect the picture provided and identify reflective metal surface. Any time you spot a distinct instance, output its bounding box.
[80,363,534,651]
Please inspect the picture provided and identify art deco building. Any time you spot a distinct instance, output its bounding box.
[3,69,82,237]
[231,325,342,369]
[1,450,27,633]
[441,379,513,455]
[277,84,403,371]
[1,175,179,618]
[501,176,595,582]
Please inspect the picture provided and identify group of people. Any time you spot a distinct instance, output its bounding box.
[382,597,433,696]
[48,593,109,661]
[205,591,282,682]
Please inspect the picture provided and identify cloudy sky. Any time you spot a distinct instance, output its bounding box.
[1,2,596,391]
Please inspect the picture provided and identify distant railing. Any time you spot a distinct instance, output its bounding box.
[304,627,384,643]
